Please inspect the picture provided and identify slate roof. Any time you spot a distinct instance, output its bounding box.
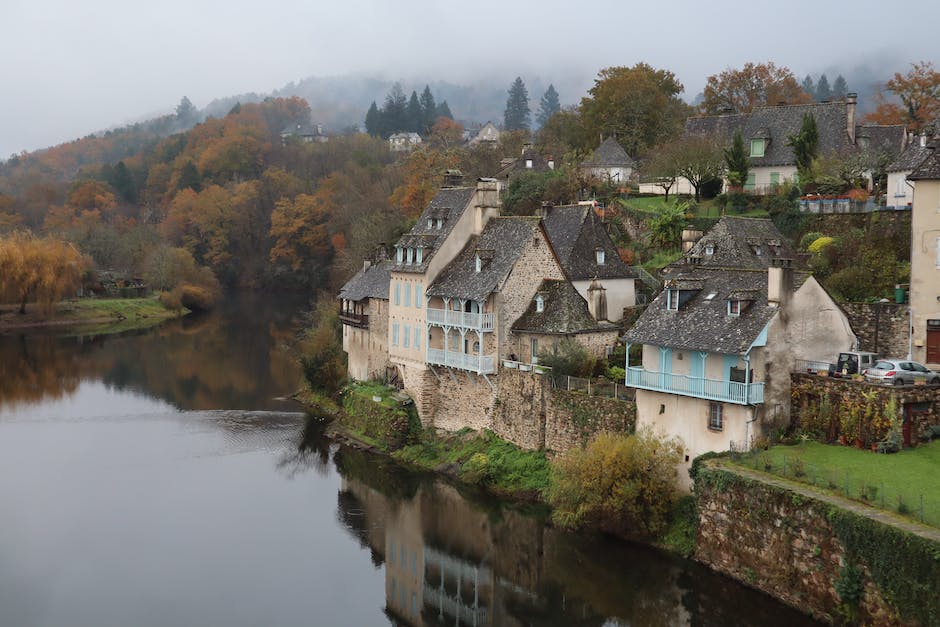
[541,205,638,280]
[495,148,552,178]
[339,260,392,302]
[512,279,616,334]
[280,123,324,137]
[889,140,932,173]
[684,100,904,168]
[581,137,635,167]
[680,217,802,271]
[909,146,940,180]
[856,124,906,158]
[426,217,542,302]
[623,268,777,355]
[392,187,476,273]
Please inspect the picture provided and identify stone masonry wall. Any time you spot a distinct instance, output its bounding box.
[431,370,495,433]
[695,463,939,626]
[841,302,910,357]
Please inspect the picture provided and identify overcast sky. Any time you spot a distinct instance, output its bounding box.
[1,0,939,158]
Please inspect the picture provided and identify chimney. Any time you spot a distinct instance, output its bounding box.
[846,92,857,144]
[538,201,553,219]
[474,178,500,234]
[768,258,794,308]
[442,169,464,187]
[587,278,608,321]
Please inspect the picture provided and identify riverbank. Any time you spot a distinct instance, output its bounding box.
[0,297,188,334]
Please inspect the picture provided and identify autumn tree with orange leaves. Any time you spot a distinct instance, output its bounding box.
[0,232,85,314]
[701,62,813,114]
[865,61,940,133]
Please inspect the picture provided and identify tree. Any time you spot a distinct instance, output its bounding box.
[0,231,84,314]
[406,91,423,134]
[504,77,531,132]
[364,101,381,136]
[546,429,685,538]
[419,85,437,133]
[801,75,816,98]
[269,191,332,275]
[427,117,464,149]
[832,75,848,99]
[580,63,692,156]
[647,201,690,248]
[175,96,197,126]
[724,130,749,189]
[642,143,682,201]
[884,61,940,132]
[673,136,724,202]
[701,62,813,114]
[786,113,819,179]
[382,83,408,134]
[435,100,453,121]
[537,84,561,127]
[816,74,832,102]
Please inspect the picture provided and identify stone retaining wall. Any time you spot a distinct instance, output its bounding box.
[840,302,910,357]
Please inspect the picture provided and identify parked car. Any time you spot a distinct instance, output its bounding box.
[863,359,940,386]
[828,351,878,378]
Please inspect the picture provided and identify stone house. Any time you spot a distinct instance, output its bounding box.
[468,121,500,146]
[511,278,620,363]
[886,135,931,209]
[540,203,639,321]
[623,217,856,489]
[339,250,392,382]
[279,123,328,144]
[682,95,906,194]
[907,143,940,367]
[389,132,423,152]
[494,146,554,182]
[579,137,635,184]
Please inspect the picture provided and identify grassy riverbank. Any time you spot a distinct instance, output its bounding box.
[0,297,188,334]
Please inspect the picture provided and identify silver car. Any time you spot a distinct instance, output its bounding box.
[863,359,940,386]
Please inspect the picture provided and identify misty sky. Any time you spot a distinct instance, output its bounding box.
[2,0,939,158]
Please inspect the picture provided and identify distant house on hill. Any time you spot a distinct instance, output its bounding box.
[389,132,423,152]
[886,134,931,209]
[280,123,327,144]
[579,137,635,184]
[494,146,554,181]
[682,94,906,194]
[468,122,500,146]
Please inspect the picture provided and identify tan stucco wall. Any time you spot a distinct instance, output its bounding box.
[910,178,940,366]
[571,278,636,322]
[344,297,389,381]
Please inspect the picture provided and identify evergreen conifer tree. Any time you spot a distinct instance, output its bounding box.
[832,75,848,99]
[364,101,380,136]
[435,100,453,121]
[407,91,423,133]
[382,83,408,135]
[419,85,437,133]
[816,74,832,101]
[536,84,560,127]
[787,113,819,179]
[724,130,749,189]
[801,75,816,99]
[504,77,531,131]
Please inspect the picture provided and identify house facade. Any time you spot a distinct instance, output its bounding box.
[579,137,635,184]
[468,121,500,146]
[339,253,392,382]
[886,135,930,209]
[907,145,940,367]
[623,217,856,489]
[540,203,638,321]
[389,132,423,152]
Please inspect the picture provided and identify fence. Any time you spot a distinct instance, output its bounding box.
[728,446,940,529]
[546,374,635,402]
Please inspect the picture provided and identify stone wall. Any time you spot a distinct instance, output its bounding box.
[432,370,496,433]
[841,302,910,357]
[790,373,940,446]
[695,463,940,626]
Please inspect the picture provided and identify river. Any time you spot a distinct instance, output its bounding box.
[0,297,820,627]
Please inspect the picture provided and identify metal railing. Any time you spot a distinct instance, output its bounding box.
[794,359,831,374]
[625,366,764,405]
[547,374,635,401]
[426,348,495,374]
[426,308,495,331]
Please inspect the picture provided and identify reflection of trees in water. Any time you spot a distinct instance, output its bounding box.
[0,295,308,411]
[276,415,332,478]
[334,446,425,502]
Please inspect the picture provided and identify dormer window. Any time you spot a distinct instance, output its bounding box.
[666,288,680,311]
[416,247,423,264]
[535,294,545,312]
[595,248,605,265]
[475,253,482,273]
[750,138,765,157]
[436,218,443,229]
[525,159,533,169]
[396,247,403,263]
[406,247,414,265]
[752,245,763,256]
[704,244,714,256]
[728,300,742,317]
[427,218,433,229]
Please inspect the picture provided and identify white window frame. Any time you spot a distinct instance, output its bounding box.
[595,248,605,265]
[416,247,423,264]
[535,294,544,312]
[396,247,403,263]
[727,300,741,317]
[749,138,765,157]
[666,289,679,311]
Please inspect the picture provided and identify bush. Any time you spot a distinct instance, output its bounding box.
[807,236,835,253]
[546,429,685,538]
[799,231,825,250]
[300,299,346,396]
[537,337,595,377]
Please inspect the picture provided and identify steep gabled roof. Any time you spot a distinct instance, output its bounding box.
[906,145,940,180]
[393,187,476,273]
[685,100,867,167]
[887,139,932,172]
[581,137,635,168]
[512,279,615,334]
[623,268,777,355]
[681,216,802,271]
[856,124,906,158]
[339,260,392,302]
[495,148,552,178]
[426,217,542,302]
[541,205,638,280]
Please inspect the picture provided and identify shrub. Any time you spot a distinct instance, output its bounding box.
[799,231,825,250]
[807,236,835,253]
[546,429,685,538]
[537,337,595,377]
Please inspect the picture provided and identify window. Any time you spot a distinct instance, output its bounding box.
[392,323,400,346]
[403,283,411,307]
[475,254,482,273]
[416,247,423,264]
[436,218,443,229]
[704,244,714,256]
[770,172,780,186]
[403,325,410,348]
[427,218,433,229]
[394,282,400,305]
[396,247,403,263]
[525,159,533,168]
[744,172,756,191]
[666,289,679,311]
[535,294,544,312]
[405,247,413,265]
[413,325,420,349]
[414,284,422,308]
[727,300,741,316]
[749,139,765,157]
[595,248,605,265]
[531,338,539,364]
[708,402,723,430]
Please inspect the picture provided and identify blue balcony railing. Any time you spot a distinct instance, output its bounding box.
[427,348,495,374]
[625,367,764,405]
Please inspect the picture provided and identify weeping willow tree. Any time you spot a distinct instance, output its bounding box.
[0,231,85,314]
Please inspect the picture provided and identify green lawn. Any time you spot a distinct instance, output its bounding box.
[0,296,185,335]
[728,440,940,527]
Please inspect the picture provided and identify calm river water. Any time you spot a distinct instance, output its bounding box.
[0,297,819,627]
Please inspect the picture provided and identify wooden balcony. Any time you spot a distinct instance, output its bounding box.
[426,308,495,331]
[339,311,369,329]
[625,366,764,405]
[427,348,495,374]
